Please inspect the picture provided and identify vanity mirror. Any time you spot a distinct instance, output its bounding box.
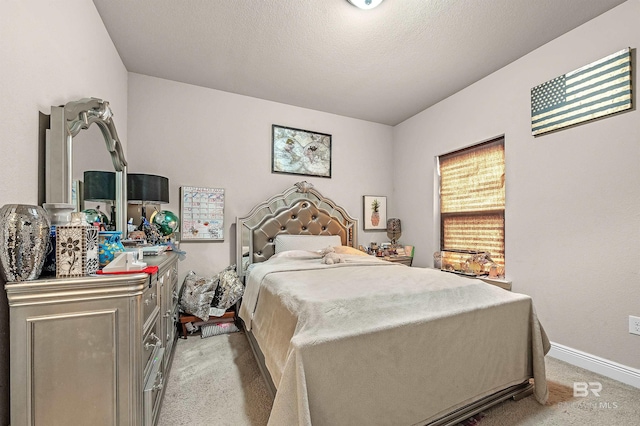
[46,98,128,233]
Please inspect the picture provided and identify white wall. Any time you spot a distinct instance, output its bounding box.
[394,0,640,369]
[0,1,128,205]
[0,1,128,422]
[1,3,637,420]
[127,73,393,280]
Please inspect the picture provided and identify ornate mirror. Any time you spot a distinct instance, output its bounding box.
[46,98,128,233]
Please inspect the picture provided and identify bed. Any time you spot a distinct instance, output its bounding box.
[236,182,549,426]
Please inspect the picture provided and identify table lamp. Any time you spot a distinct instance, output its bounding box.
[386,218,402,248]
[83,171,116,228]
[127,173,169,221]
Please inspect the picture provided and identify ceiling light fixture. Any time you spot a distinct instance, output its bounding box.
[347,0,384,10]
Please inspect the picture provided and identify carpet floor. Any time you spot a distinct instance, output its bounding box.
[158,331,640,425]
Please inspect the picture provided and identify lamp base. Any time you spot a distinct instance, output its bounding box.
[109,205,116,231]
[127,203,161,226]
[389,238,401,250]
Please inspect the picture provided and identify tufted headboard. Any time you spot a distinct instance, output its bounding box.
[236,181,358,277]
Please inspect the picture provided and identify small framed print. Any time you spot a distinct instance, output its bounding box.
[272,124,332,178]
[180,186,225,241]
[363,195,387,231]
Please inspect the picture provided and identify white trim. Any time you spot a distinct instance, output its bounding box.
[548,342,640,389]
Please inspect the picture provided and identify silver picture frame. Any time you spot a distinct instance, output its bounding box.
[272,124,332,178]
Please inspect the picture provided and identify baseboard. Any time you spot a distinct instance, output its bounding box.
[548,342,640,389]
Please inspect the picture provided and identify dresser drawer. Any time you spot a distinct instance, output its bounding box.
[143,347,165,426]
[162,303,179,347]
[142,279,159,330]
[158,263,172,289]
[163,306,179,370]
[142,317,162,379]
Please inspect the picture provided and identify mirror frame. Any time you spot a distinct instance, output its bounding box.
[46,98,128,234]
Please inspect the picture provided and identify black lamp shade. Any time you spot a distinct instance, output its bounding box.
[84,171,115,201]
[127,173,169,204]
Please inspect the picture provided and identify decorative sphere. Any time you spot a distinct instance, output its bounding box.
[82,208,109,225]
[152,210,179,236]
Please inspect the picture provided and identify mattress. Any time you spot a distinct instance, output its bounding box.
[239,254,549,426]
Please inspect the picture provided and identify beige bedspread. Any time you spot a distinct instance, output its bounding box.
[239,255,549,426]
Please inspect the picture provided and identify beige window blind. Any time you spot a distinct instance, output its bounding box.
[439,137,505,267]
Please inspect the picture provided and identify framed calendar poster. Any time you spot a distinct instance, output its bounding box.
[180,186,225,241]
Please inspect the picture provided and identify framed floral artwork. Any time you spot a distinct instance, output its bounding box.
[272,124,332,178]
[363,195,387,230]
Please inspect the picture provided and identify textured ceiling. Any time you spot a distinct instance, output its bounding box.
[93,0,627,126]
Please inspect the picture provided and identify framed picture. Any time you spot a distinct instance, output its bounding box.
[180,186,225,241]
[272,124,332,178]
[363,195,387,230]
[531,47,631,136]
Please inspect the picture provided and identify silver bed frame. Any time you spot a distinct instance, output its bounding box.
[236,182,532,425]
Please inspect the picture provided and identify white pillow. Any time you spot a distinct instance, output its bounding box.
[271,250,323,259]
[274,235,342,253]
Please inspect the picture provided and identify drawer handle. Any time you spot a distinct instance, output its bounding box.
[144,333,161,351]
[152,373,164,391]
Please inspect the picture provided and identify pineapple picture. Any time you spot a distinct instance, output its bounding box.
[371,199,380,226]
[364,195,385,230]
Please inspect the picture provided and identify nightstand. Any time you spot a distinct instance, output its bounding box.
[384,255,413,266]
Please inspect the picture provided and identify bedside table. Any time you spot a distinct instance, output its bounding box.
[383,255,413,266]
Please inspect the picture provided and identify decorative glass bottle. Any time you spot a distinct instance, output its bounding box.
[0,204,51,282]
[98,231,125,267]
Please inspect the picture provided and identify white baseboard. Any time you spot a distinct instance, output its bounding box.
[548,342,640,389]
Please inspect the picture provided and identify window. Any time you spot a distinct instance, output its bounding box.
[438,137,505,272]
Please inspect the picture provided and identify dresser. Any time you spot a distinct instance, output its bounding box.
[5,252,180,426]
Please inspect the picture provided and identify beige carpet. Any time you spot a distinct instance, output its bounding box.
[157,331,272,426]
[158,331,640,425]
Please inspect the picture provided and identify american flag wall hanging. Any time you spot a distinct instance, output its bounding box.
[531,47,632,136]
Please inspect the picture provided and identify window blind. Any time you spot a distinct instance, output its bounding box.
[439,138,505,267]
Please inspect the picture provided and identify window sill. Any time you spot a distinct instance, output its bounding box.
[435,269,512,291]
[476,276,511,291]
